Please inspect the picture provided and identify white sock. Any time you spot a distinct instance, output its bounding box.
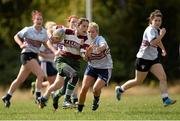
[161,93,168,99]
[35,88,41,92]
[7,92,12,96]
[121,86,125,92]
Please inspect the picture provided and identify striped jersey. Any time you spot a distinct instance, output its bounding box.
[17,26,48,53]
[55,28,88,60]
[39,44,57,62]
[136,25,159,60]
[88,36,113,69]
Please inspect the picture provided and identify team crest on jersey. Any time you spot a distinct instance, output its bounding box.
[141,65,145,70]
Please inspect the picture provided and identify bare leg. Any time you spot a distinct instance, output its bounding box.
[150,63,176,106]
[41,75,56,89]
[78,75,95,105]
[91,78,106,111]
[30,59,46,91]
[37,74,64,109]
[8,65,31,94]
[77,75,95,112]
[93,78,105,96]
[150,63,167,94]
[115,70,148,101]
[43,74,64,98]
[28,59,46,100]
[121,70,148,91]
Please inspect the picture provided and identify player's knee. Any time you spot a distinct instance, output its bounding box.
[92,87,100,95]
[134,79,142,85]
[69,72,78,84]
[137,80,142,85]
[71,71,78,78]
[60,87,66,95]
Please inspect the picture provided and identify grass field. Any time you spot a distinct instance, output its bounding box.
[0,86,179,120]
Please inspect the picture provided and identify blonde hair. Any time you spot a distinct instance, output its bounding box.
[45,21,56,30]
[89,22,99,33]
[148,9,163,24]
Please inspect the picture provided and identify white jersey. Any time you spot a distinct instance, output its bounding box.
[136,25,159,60]
[88,36,113,69]
[17,26,48,53]
[39,44,57,62]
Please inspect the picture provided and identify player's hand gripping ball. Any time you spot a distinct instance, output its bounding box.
[85,45,94,57]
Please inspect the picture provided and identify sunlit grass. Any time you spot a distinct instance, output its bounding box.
[0,87,179,120]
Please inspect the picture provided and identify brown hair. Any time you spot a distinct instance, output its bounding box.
[77,18,89,26]
[148,9,163,24]
[31,10,42,21]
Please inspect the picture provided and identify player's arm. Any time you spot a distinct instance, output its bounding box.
[38,46,55,59]
[95,43,107,54]
[42,40,49,49]
[14,34,26,49]
[46,40,58,55]
[39,52,55,59]
[150,28,166,46]
[157,41,167,56]
[85,45,94,60]
[79,45,92,61]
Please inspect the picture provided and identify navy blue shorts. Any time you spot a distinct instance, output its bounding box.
[40,61,57,76]
[84,65,112,86]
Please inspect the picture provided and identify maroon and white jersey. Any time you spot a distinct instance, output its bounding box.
[17,26,48,53]
[56,28,88,60]
[80,34,92,53]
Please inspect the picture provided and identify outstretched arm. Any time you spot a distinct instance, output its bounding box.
[46,40,60,56]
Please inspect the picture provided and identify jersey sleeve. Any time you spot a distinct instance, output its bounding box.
[17,27,29,39]
[97,36,108,49]
[146,28,156,42]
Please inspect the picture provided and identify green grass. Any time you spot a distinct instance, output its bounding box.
[0,89,179,120]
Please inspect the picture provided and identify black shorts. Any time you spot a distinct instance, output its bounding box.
[135,57,160,72]
[20,52,38,65]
